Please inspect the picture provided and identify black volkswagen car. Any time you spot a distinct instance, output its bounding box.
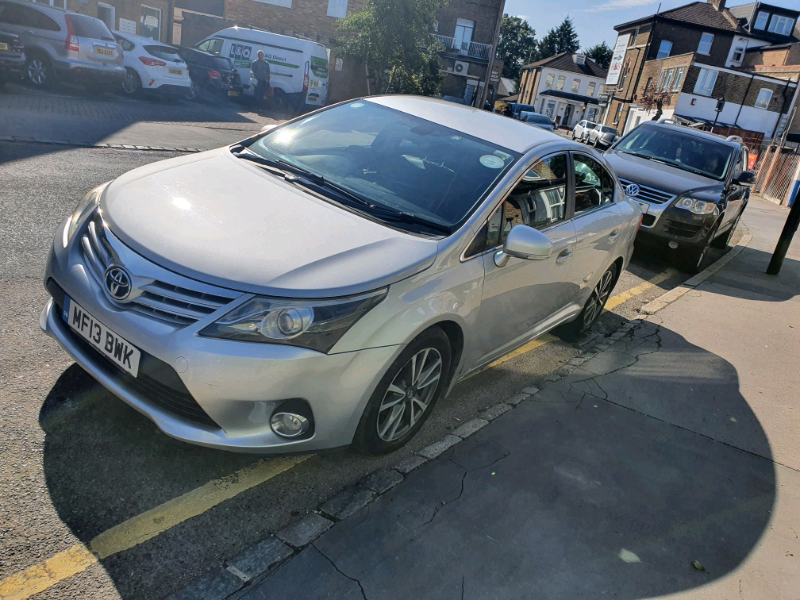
[604,121,755,273]
[179,47,242,100]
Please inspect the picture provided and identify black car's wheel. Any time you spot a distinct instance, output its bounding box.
[120,68,142,97]
[562,263,618,340]
[26,53,52,88]
[184,80,199,101]
[352,328,451,455]
[676,222,719,274]
[711,211,741,249]
[592,136,599,147]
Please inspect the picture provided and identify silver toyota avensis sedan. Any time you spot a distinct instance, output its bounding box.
[41,96,641,455]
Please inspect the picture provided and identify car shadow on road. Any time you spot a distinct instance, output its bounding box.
[36,318,777,599]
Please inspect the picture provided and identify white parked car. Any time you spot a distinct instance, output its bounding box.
[112,31,191,98]
[572,120,596,141]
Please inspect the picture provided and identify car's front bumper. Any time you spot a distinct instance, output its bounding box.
[41,218,400,453]
[635,203,716,250]
[0,53,25,75]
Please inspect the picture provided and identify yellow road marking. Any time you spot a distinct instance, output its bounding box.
[0,456,308,600]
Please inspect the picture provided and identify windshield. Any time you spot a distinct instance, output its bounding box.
[615,126,734,180]
[245,101,520,229]
[523,113,551,124]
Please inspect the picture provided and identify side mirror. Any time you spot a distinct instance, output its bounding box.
[736,171,756,187]
[495,225,553,267]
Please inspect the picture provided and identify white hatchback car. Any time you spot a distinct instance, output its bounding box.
[112,31,191,98]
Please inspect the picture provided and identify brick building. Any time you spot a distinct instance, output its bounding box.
[517,53,608,128]
[602,0,799,140]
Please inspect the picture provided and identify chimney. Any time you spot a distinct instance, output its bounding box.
[573,54,586,65]
[707,0,726,10]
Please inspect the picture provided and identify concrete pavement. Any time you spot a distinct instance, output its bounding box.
[241,197,800,600]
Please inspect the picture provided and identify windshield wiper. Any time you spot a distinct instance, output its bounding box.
[362,204,452,235]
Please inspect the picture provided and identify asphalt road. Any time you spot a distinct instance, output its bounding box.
[0,141,742,600]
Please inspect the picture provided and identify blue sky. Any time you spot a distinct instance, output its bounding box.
[503,0,692,50]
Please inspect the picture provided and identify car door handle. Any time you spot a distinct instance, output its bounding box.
[608,230,620,241]
[555,250,573,265]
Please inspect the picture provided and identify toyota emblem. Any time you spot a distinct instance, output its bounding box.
[625,184,640,197]
[104,265,132,301]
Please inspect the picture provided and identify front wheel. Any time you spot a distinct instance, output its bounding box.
[711,212,741,249]
[352,328,451,455]
[676,223,719,274]
[120,68,142,97]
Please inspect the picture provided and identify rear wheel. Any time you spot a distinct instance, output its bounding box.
[352,328,451,455]
[120,68,142,97]
[26,54,52,88]
[184,80,198,101]
[562,263,618,340]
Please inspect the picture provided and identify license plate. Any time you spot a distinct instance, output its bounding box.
[169,68,182,75]
[95,47,114,57]
[63,297,141,377]
[228,90,239,96]
[0,43,8,51]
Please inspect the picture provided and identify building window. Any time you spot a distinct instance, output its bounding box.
[754,11,769,30]
[656,40,672,59]
[693,68,718,96]
[97,2,115,30]
[732,46,745,62]
[754,88,773,109]
[618,59,630,89]
[30,0,66,6]
[140,5,161,41]
[545,73,554,88]
[587,81,596,96]
[644,77,653,92]
[455,18,475,48]
[613,103,623,124]
[629,28,639,46]
[768,15,795,36]
[671,66,686,92]
[698,33,714,55]
[660,68,675,92]
[546,101,556,118]
[571,78,580,93]
[656,70,667,91]
[556,75,565,90]
[260,0,292,6]
[327,0,348,18]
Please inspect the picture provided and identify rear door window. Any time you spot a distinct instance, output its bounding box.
[144,44,182,62]
[69,14,113,40]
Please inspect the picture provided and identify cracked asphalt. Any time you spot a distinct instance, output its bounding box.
[1,140,738,599]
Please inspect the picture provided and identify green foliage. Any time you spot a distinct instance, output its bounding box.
[538,16,580,61]
[386,48,445,96]
[496,14,537,82]
[336,0,443,95]
[584,41,613,70]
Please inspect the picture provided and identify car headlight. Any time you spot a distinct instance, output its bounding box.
[65,183,110,244]
[675,197,718,215]
[199,288,388,353]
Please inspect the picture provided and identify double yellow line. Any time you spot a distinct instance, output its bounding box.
[0,267,676,600]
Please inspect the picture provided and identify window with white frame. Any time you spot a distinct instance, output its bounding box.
[546,101,556,118]
[618,59,630,88]
[571,78,580,93]
[587,81,596,96]
[656,40,672,59]
[545,73,554,88]
[656,70,667,91]
[693,68,718,96]
[327,0,347,18]
[768,15,795,36]
[97,3,115,31]
[454,18,474,47]
[698,33,714,55]
[754,88,773,109]
[556,75,565,90]
[629,28,639,46]
[732,46,745,62]
[140,5,161,41]
[661,68,675,92]
[671,66,686,92]
[754,11,769,29]
[613,103,623,124]
[260,0,292,7]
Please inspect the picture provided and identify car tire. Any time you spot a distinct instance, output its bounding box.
[561,263,618,340]
[120,68,142,98]
[711,212,741,249]
[352,328,452,455]
[184,80,198,101]
[25,53,52,89]
[676,222,719,274]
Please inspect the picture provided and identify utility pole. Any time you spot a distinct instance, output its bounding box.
[767,161,800,275]
[480,0,506,109]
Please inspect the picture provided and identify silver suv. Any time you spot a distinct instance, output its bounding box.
[0,0,123,91]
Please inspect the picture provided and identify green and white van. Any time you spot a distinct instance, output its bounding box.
[195,27,329,110]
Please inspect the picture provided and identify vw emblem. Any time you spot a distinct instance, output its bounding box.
[104,265,132,301]
[625,183,640,197]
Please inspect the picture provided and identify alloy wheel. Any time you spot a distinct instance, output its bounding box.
[27,59,47,86]
[583,269,615,328]
[376,347,442,442]
[121,69,139,95]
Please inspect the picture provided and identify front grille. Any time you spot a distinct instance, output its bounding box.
[81,211,240,326]
[665,219,703,237]
[619,179,675,205]
[54,296,220,429]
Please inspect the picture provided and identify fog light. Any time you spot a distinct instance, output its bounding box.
[668,241,679,249]
[270,412,310,438]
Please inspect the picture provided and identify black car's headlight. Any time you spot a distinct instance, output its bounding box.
[674,197,719,216]
[199,288,388,353]
[64,182,109,245]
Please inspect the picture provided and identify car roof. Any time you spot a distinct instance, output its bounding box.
[366,96,559,153]
[211,27,324,50]
[113,30,175,46]
[2,0,67,16]
[635,121,742,148]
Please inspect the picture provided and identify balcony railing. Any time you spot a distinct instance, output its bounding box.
[432,34,493,61]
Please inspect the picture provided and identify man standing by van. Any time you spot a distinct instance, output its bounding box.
[251,50,271,112]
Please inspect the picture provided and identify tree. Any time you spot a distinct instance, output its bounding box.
[336,0,442,96]
[538,16,580,61]
[584,41,613,70]
[640,84,672,121]
[496,14,537,82]
[386,48,445,96]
